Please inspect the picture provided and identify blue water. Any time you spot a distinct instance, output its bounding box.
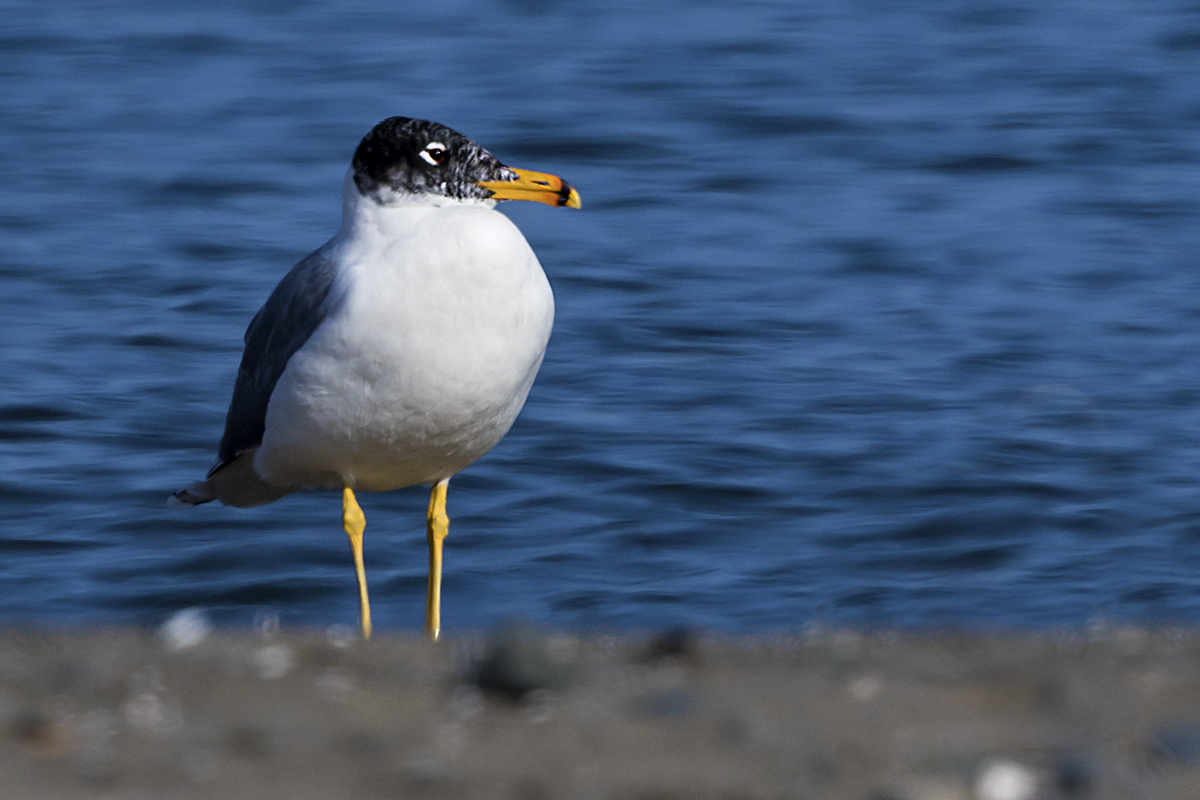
[4,0,1200,632]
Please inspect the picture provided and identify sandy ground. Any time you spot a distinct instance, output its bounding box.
[3,620,1200,799]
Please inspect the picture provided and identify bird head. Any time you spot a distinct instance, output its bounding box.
[351,117,580,210]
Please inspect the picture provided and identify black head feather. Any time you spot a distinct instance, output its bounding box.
[351,117,516,204]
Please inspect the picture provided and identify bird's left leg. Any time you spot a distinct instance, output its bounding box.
[425,478,450,641]
[342,485,372,639]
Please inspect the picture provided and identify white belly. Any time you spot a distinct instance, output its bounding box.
[255,204,554,491]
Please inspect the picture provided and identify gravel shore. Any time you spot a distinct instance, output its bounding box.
[3,621,1200,799]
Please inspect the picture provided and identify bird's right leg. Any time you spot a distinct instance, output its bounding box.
[425,478,450,641]
[342,485,372,640]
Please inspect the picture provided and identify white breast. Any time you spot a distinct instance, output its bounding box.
[255,199,554,491]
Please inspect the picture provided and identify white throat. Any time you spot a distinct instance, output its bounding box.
[338,170,499,241]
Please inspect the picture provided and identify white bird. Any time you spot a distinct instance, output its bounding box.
[173,116,580,640]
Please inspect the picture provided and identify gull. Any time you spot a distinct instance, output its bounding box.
[173,116,579,640]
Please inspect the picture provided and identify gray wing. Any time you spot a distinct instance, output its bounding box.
[209,249,338,476]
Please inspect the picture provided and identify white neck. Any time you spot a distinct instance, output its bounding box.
[338,170,498,241]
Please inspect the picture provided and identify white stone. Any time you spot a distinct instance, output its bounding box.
[848,675,883,701]
[159,608,212,652]
[252,644,294,680]
[975,760,1037,800]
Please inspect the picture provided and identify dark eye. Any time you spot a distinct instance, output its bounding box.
[419,142,447,166]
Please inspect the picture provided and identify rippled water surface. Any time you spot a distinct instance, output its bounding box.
[5,0,1200,631]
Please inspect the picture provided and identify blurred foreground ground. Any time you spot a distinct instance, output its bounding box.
[3,623,1200,799]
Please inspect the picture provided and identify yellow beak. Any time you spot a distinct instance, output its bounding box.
[478,168,581,209]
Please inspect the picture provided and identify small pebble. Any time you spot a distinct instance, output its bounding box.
[315,667,355,696]
[640,627,699,663]
[159,608,212,652]
[252,644,294,680]
[521,689,556,725]
[975,760,1037,800]
[1054,755,1093,797]
[10,711,71,757]
[472,622,568,701]
[447,685,484,720]
[325,624,356,649]
[638,689,697,719]
[848,675,883,702]
[123,691,182,735]
[253,609,281,640]
[71,709,118,784]
[1152,723,1200,766]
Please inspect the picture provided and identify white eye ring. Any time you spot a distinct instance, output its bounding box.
[419,142,447,165]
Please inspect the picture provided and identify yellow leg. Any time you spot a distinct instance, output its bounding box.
[342,485,372,640]
[425,478,450,641]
